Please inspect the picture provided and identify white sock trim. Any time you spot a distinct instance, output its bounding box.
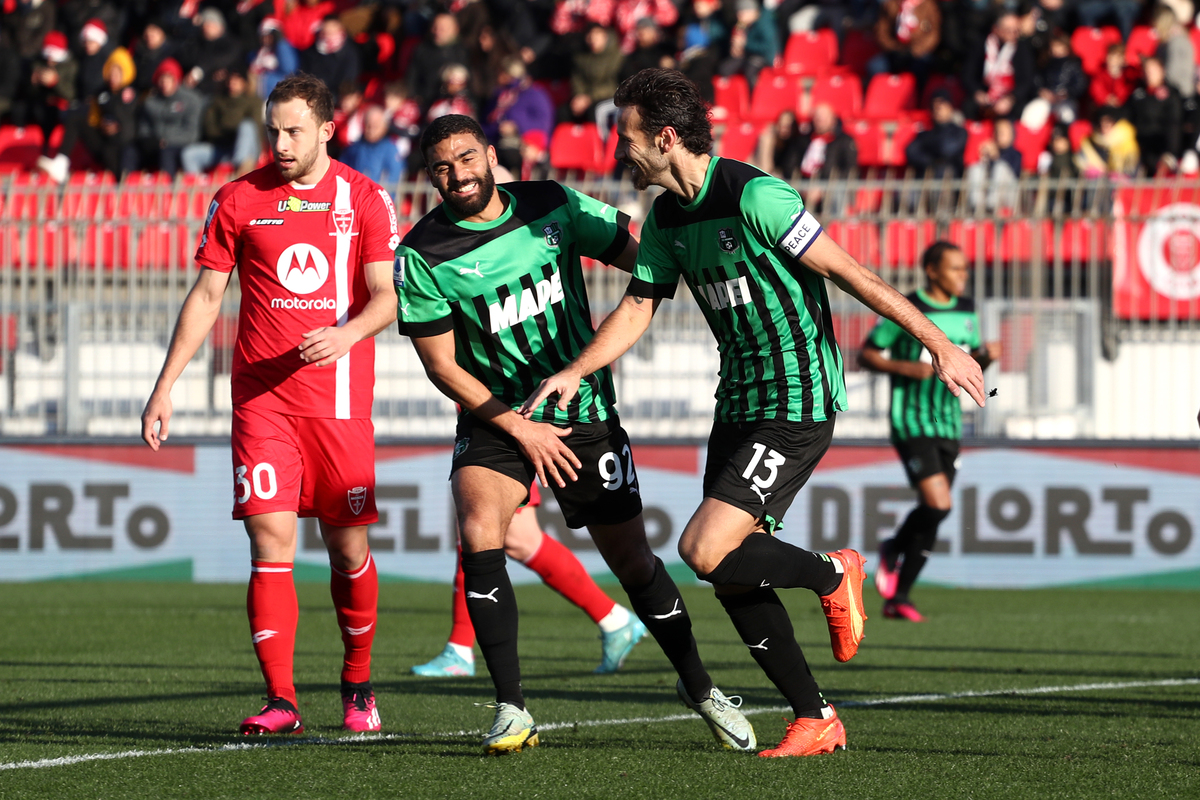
[448,642,474,662]
[331,552,373,580]
[598,604,631,633]
[250,565,292,573]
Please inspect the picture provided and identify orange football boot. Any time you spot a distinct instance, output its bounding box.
[820,549,867,662]
[758,707,847,757]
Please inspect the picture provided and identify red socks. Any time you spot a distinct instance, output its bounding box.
[448,547,476,648]
[524,534,615,624]
[247,561,298,706]
[330,552,378,685]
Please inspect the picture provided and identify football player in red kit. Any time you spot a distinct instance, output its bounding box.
[142,73,399,735]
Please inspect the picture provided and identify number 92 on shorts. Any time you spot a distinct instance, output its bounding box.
[231,406,378,525]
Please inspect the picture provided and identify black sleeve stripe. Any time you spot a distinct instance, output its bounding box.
[596,224,631,266]
[627,276,676,299]
[397,316,454,338]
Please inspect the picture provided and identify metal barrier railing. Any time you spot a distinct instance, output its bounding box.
[1,174,1198,440]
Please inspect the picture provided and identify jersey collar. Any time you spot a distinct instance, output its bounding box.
[444,186,514,231]
[917,287,959,309]
[677,156,720,212]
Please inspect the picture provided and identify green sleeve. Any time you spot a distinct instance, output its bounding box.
[563,185,631,265]
[628,209,680,299]
[865,317,901,350]
[740,175,823,260]
[394,246,452,337]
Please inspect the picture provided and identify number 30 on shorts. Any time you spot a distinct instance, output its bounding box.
[599,445,638,492]
[235,463,278,503]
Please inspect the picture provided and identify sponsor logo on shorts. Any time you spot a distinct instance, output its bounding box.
[453,438,470,459]
[278,196,332,213]
[348,486,368,515]
[250,218,284,225]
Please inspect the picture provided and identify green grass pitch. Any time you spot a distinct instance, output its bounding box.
[1,581,1197,799]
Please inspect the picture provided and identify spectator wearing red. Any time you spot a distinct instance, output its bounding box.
[962,12,1035,120]
[281,0,339,52]
[1089,43,1139,111]
[1127,56,1183,175]
[613,0,679,54]
[792,102,858,214]
[551,0,616,35]
[869,0,941,86]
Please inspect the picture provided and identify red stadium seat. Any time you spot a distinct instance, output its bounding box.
[1014,121,1052,173]
[824,219,880,265]
[946,220,997,262]
[718,121,764,162]
[809,73,863,121]
[712,74,750,122]
[1067,119,1092,152]
[782,30,838,75]
[600,127,618,173]
[883,220,938,266]
[61,172,115,220]
[838,29,880,77]
[0,126,44,173]
[747,68,803,122]
[1071,26,1122,75]
[1125,25,1159,67]
[847,119,882,168]
[1192,25,1200,65]
[549,123,604,173]
[964,120,994,166]
[862,73,917,119]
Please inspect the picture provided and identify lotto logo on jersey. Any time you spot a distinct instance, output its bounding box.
[701,275,752,311]
[488,270,565,333]
[278,196,332,213]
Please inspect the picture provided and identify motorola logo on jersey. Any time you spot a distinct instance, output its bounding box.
[276,243,330,294]
[701,275,752,311]
[488,270,565,333]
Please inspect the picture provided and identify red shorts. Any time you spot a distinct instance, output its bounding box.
[231,406,378,525]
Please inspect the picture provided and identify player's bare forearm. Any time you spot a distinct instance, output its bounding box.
[801,234,986,405]
[143,267,229,448]
[301,260,395,366]
[519,291,659,416]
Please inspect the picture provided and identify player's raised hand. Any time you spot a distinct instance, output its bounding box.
[141,390,172,451]
[513,419,581,489]
[930,342,986,407]
[299,326,356,367]
[519,368,583,418]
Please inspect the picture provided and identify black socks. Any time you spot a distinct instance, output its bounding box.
[893,504,950,601]
[704,534,841,597]
[622,557,713,703]
[718,588,827,718]
[461,548,523,708]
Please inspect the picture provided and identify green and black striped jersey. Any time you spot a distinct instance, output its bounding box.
[629,157,847,424]
[395,181,631,425]
[865,289,982,441]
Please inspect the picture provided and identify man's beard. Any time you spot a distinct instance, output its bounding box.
[441,167,496,218]
[629,155,667,191]
[276,146,318,182]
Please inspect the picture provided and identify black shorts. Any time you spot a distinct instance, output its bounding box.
[894,437,961,487]
[450,414,643,529]
[703,418,836,534]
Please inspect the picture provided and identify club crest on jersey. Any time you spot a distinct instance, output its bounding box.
[333,208,354,236]
[453,438,470,460]
[348,486,368,515]
[543,221,561,247]
[718,228,740,253]
[278,196,332,213]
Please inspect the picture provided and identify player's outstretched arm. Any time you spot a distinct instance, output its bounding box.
[142,267,231,450]
[519,291,661,417]
[858,344,935,381]
[411,331,583,488]
[799,234,987,407]
[300,259,397,367]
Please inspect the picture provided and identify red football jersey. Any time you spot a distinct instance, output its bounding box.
[196,159,399,419]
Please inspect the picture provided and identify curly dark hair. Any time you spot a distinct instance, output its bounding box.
[614,69,713,156]
[420,114,489,157]
[922,241,962,271]
[268,72,334,125]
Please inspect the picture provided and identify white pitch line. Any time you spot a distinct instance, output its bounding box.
[3,677,1197,771]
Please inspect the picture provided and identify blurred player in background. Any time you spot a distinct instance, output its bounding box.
[412,480,647,677]
[396,114,755,755]
[523,69,987,758]
[860,241,999,622]
[141,73,399,736]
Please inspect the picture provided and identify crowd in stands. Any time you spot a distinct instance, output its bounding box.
[0,0,1198,191]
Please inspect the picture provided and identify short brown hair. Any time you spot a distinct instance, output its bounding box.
[268,72,335,126]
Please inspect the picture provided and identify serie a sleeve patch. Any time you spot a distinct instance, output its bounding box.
[778,209,823,259]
